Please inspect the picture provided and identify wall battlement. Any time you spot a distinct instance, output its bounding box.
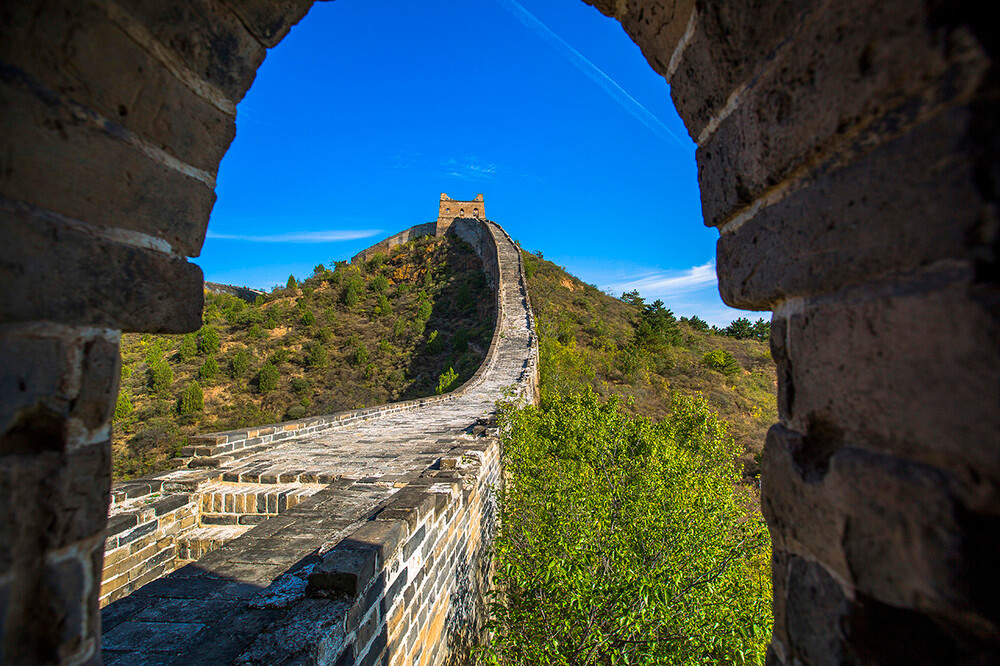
[436,193,485,236]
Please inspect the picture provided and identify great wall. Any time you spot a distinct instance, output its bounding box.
[99,216,537,664]
[2,1,998,663]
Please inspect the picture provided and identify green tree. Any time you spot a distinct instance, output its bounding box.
[686,315,710,332]
[257,362,279,393]
[435,367,458,394]
[426,330,445,355]
[724,317,755,340]
[344,280,362,307]
[370,274,390,293]
[453,328,469,353]
[751,317,771,342]
[286,274,297,290]
[198,355,218,380]
[374,293,392,317]
[703,349,741,376]
[200,326,220,355]
[114,392,133,421]
[300,309,316,327]
[177,382,204,414]
[229,349,251,378]
[291,377,310,395]
[147,360,173,395]
[178,333,198,361]
[305,342,328,368]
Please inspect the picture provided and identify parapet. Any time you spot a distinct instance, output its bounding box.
[436,193,485,235]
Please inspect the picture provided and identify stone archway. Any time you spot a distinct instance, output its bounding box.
[1,0,997,663]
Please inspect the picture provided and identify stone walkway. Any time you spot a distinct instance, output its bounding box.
[101,221,536,664]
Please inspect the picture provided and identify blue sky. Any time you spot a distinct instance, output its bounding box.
[200,0,762,327]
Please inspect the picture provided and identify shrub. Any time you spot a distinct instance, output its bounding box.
[257,362,279,393]
[305,342,328,368]
[286,274,297,290]
[178,333,198,361]
[198,355,219,380]
[247,323,265,340]
[416,298,432,322]
[114,392,133,421]
[374,293,392,317]
[286,405,307,420]
[200,326,220,355]
[365,363,377,380]
[177,382,204,414]
[426,330,445,355]
[344,281,362,307]
[370,274,390,293]
[300,309,316,327]
[147,360,173,395]
[483,390,771,664]
[456,282,474,313]
[268,348,289,366]
[229,349,251,378]
[291,377,310,395]
[366,253,386,272]
[353,344,369,366]
[703,349,741,376]
[435,367,458,394]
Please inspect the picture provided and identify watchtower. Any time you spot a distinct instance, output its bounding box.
[437,193,485,235]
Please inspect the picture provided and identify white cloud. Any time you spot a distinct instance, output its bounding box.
[206,229,382,243]
[607,259,718,298]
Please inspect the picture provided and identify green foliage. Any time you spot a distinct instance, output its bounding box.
[684,315,710,332]
[147,360,173,395]
[257,362,280,393]
[456,282,474,313]
[703,349,741,376]
[177,382,204,415]
[370,274,390,293]
[286,274,297,290]
[178,333,198,361]
[366,253,386,272]
[247,323,265,340]
[483,390,771,665]
[344,280,362,307]
[300,309,317,327]
[200,326,220,355]
[374,293,392,317]
[291,377,310,395]
[305,342,329,368]
[635,299,681,352]
[286,404,307,420]
[229,348,251,378]
[353,343,369,366]
[719,317,770,342]
[415,296,432,322]
[114,392,133,421]
[435,367,458,394]
[198,355,219,380]
[426,330,445,355]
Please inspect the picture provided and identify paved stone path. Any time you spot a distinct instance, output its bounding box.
[101,222,536,664]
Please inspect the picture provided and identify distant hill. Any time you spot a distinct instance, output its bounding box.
[113,233,494,479]
[520,249,777,481]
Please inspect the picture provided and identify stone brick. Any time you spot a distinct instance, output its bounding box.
[0,79,216,259]
[0,0,238,174]
[716,107,988,309]
[220,0,316,47]
[771,268,1000,487]
[697,0,990,226]
[308,549,376,599]
[0,203,205,334]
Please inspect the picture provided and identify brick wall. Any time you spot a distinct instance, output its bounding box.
[350,222,437,265]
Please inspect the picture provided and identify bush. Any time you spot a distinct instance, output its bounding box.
[286,405,307,420]
[200,326,220,355]
[114,392,133,421]
[453,328,469,353]
[300,309,316,327]
[268,349,289,366]
[291,377,310,395]
[257,362,279,393]
[147,360,173,395]
[370,274,390,293]
[353,344,369,366]
[229,349,251,378]
[305,343,328,368]
[286,274,297,290]
[483,390,771,664]
[198,355,219,380]
[344,281,362,307]
[177,382,204,414]
[247,323,265,340]
[435,367,458,394]
[703,349,741,376]
[426,330,445,355]
[374,293,392,317]
[178,333,198,361]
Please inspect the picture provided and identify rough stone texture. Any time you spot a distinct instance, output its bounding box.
[2,0,999,662]
[436,193,485,236]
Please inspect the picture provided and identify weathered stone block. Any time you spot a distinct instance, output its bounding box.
[221,0,316,47]
[0,206,204,331]
[772,269,1000,486]
[308,549,377,599]
[0,81,216,258]
[717,107,986,310]
[697,0,990,226]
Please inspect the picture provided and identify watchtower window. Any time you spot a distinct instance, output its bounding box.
[473,209,479,217]
[460,209,465,216]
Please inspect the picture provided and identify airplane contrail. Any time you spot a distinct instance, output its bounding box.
[495,0,688,148]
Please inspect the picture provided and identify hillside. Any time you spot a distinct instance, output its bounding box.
[520,249,777,481]
[112,233,495,480]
